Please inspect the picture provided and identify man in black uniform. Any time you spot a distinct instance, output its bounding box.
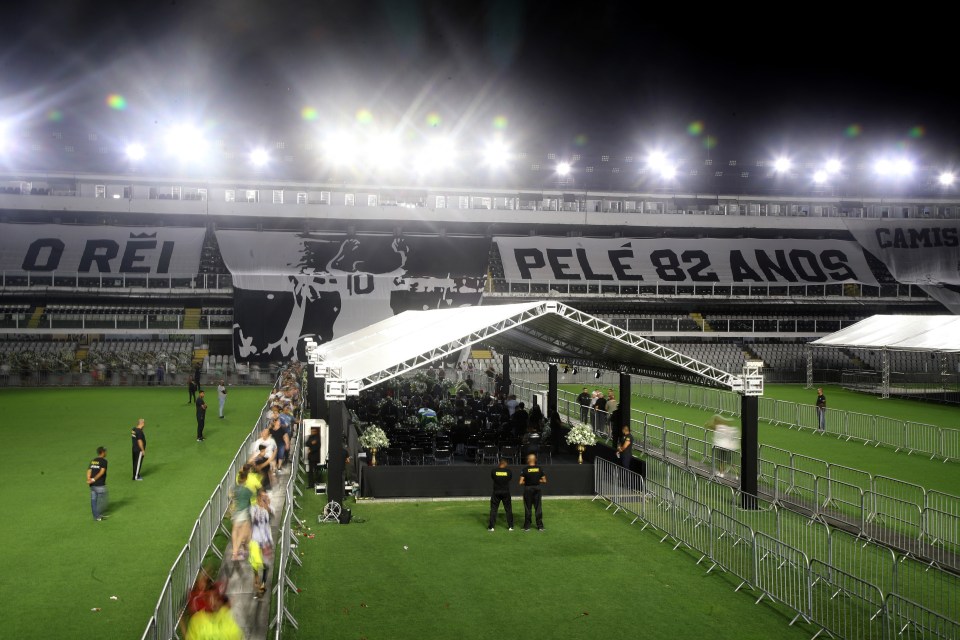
[131,419,146,480]
[187,377,197,404]
[616,425,633,470]
[519,453,547,531]
[196,390,208,441]
[576,387,591,423]
[87,446,109,520]
[306,425,322,487]
[488,459,514,531]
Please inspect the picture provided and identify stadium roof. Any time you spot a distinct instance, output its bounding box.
[811,315,960,352]
[314,301,741,393]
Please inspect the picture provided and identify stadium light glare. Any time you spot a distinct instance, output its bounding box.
[249,147,270,167]
[415,137,456,174]
[874,157,913,178]
[366,134,403,170]
[0,122,7,153]
[894,158,914,177]
[939,171,956,187]
[165,124,208,161]
[124,142,146,162]
[773,157,792,173]
[482,138,511,169]
[825,159,842,174]
[813,169,828,184]
[874,158,893,176]
[660,164,677,180]
[556,161,571,176]
[647,151,668,170]
[323,132,357,165]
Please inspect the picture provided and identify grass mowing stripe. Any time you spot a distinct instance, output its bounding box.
[0,386,269,640]
[288,495,812,640]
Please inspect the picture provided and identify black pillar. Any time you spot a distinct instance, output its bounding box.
[502,354,511,396]
[308,369,328,421]
[740,394,759,509]
[619,373,631,429]
[547,364,558,417]
[327,400,345,511]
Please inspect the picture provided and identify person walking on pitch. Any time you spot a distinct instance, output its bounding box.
[217,380,227,419]
[131,419,146,480]
[196,390,208,441]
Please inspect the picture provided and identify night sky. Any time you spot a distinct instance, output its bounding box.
[1,1,957,162]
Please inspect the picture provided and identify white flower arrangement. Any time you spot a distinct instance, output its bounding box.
[422,419,443,434]
[566,424,598,447]
[359,425,390,449]
[440,414,457,427]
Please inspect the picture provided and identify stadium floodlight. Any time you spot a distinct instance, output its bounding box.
[414,137,456,175]
[875,156,914,178]
[873,158,894,176]
[482,138,511,169]
[0,121,7,153]
[660,164,678,180]
[813,169,828,184]
[773,156,792,173]
[124,142,146,162]
[249,147,270,167]
[825,159,842,174]
[647,150,668,171]
[939,171,956,186]
[323,131,358,166]
[165,124,208,162]
[556,161,571,176]
[894,158,914,177]
[365,134,403,170]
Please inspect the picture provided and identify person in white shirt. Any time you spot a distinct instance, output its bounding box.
[251,428,278,470]
[217,380,228,418]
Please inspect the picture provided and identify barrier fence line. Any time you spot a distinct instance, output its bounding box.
[140,374,287,640]
[593,457,960,640]
[270,400,304,640]
[513,377,960,573]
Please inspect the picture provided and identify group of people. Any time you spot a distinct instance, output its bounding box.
[187,368,230,441]
[487,453,548,532]
[575,387,620,431]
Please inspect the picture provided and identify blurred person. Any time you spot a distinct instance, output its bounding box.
[577,387,591,422]
[707,414,740,478]
[231,467,254,561]
[269,418,290,472]
[616,425,633,470]
[184,589,241,640]
[187,376,197,404]
[249,489,275,597]
[251,428,278,472]
[217,379,227,419]
[487,458,514,531]
[249,443,274,491]
[815,388,827,432]
[131,418,146,480]
[519,453,547,531]
[156,363,165,385]
[196,390,208,441]
[593,390,608,434]
[194,362,203,390]
[306,425,322,486]
[86,446,108,520]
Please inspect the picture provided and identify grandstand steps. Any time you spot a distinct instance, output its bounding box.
[741,344,760,363]
[27,306,45,329]
[839,347,868,369]
[689,312,713,332]
[192,348,209,367]
[183,307,202,330]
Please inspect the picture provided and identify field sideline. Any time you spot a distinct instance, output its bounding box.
[0,385,270,640]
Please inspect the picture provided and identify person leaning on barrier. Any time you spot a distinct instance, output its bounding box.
[576,388,591,423]
[815,388,827,432]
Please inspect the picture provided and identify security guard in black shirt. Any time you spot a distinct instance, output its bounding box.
[617,426,633,470]
[488,459,514,531]
[306,426,322,487]
[519,453,547,531]
[131,418,146,480]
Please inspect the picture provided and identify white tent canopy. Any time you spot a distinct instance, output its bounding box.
[811,315,960,352]
[311,301,746,395]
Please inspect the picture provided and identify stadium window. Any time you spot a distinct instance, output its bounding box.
[272,190,284,204]
[345,193,355,206]
[171,186,181,200]
[436,195,446,208]
[197,188,207,201]
[123,186,132,199]
[769,204,780,215]
[320,191,331,205]
[296,192,307,204]
[225,189,235,203]
[612,167,620,174]
[367,194,378,207]
[547,153,556,160]
[245,190,258,203]
[586,166,594,173]
[601,155,609,162]
[149,187,158,200]
[458,196,468,209]
[95,185,105,199]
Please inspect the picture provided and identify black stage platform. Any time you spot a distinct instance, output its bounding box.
[357,443,643,499]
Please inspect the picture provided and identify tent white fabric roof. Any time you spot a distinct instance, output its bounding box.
[313,301,742,392]
[811,315,960,352]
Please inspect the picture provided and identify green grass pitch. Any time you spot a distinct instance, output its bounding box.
[0,385,270,640]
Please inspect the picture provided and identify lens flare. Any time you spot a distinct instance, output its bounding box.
[492,115,508,130]
[687,121,704,136]
[301,106,319,121]
[908,125,925,138]
[573,133,588,147]
[356,109,374,125]
[426,112,442,128]
[556,161,571,176]
[844,124,862,138]
[47,109,64,122]
[106,94,127,110]
[703,135,717,150]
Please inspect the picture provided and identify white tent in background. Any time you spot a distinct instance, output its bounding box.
[811,315,960,353]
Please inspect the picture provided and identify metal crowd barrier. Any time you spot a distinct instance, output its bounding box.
[633,378,960,462]
[514,378,960,573]
[140,372,296,640]
[270,404,305,640]
[594,457,960,640]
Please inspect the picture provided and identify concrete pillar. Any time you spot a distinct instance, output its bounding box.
[547,364,558,417]
[618,373,631,429]
[740,394,759,509]
[327,401,345,513]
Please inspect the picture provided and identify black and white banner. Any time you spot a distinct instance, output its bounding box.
[0,223,204,274]
[494,237,880,285]
[216,231,489,362]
